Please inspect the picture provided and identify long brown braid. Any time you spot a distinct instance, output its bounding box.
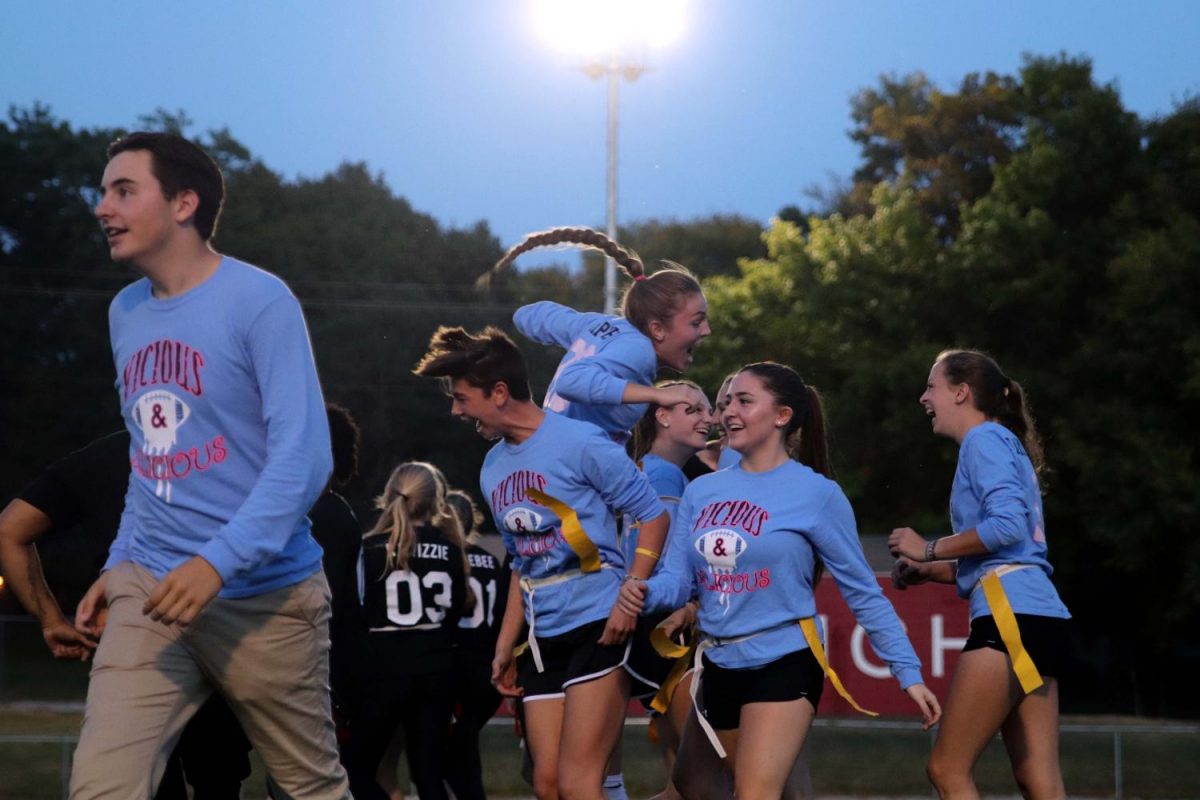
[481,227,702,339]
[480,227,646,289]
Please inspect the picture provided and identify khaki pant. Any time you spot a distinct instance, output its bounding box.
[70,561,351,799]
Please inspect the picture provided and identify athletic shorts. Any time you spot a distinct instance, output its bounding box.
[700,647,825,731]
[517,619,632,702]
[625,612,678,704]
[963,613,1072,680]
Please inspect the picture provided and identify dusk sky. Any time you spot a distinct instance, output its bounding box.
[3,1,1197,269]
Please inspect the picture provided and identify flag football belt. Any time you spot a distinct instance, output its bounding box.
[681,617,878,759]
[512,486,608,673]
[648,623,695,715]
[517,564,615,674]
[972,564,1044,694]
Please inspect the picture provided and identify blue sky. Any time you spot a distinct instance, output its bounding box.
[2,1,1197,268]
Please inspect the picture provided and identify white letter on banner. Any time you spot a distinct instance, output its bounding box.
[931,614,968,678]
[851,625,892,679]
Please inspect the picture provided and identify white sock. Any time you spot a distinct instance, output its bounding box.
[603,773,628,800]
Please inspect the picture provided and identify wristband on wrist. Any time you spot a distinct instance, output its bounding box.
[635,546,660,561]
[623,574,645,583]
[924,538,938,563]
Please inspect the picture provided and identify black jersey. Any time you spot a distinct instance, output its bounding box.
[18,430,131,588]
[455,542,510,662]
[360,523,466,673]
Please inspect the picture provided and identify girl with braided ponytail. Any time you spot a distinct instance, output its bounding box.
[495,227,711,443]
[620,362,940,800]
[887,350,1070,800]
[346,461,470,800]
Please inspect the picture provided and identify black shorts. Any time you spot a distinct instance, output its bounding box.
[700,648,825,731]
[963,613,1072,680]
[517,618,631,701]
[626,613,679,703]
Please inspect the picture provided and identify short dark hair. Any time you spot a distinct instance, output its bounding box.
[325,402,361,487]
[413,326,532,401]
[107,132,225,241]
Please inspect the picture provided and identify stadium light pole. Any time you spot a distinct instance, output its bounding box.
[533,1,686,314]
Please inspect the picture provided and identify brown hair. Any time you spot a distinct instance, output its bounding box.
[446,488,484,543]
[484,227,703,338]
[737,362,832,478]
[934,349,1045,473]
[413,325,532,402]
[107,131,225,241]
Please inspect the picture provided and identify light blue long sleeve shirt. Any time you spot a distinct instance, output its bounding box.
[481,412,665,637]
[513,301,657,441]
[106,257,331,598]
[951,422,1070,620]
[645,460,924,688]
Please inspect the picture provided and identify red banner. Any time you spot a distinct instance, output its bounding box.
[814,574,966,716]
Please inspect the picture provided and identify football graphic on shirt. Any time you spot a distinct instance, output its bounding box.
[132,389,191,502]
[133,390,191,452]
[503,506,545,535]
[695,528,747,571]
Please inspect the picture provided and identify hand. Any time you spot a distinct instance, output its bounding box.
[654,383,699,410]
[598,601,637,646]
[75,572,110,637]
[491,647,522,697]
[143,556,223,626]
[658,602,697,641]
[616,578,647,616]
[891,557,930,590]
[888,527,928,562]
[905,683,942,730]
[43,619,98,661]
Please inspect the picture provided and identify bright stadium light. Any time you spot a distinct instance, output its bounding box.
[533,0,687,314]
[533,0,686,56]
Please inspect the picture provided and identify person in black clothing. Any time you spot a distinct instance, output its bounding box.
[0,431,252,800]
[346,461,471,800]
[444,488,510,800]
[309,403,366,715]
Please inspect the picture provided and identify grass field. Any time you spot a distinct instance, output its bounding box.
[3,706,1199,800]
[3,620,1199,798]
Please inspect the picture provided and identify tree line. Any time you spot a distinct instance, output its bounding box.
[1,54,1197,717]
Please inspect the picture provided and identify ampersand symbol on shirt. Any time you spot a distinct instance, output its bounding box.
[713,537,728,557]
[513,517,526,533]
[151,403,168,429]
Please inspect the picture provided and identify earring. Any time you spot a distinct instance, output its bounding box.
[661,422,670,428]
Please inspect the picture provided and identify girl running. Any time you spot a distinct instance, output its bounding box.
[346,462,470,800]
[488,227,711,443]
[623,362,941,800]
[887,349,1071,800]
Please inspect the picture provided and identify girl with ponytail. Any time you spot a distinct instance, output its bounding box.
[622,362,940,800]
[346,462,470,800]
[492,227,712,443]
[888,350,1070,799]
